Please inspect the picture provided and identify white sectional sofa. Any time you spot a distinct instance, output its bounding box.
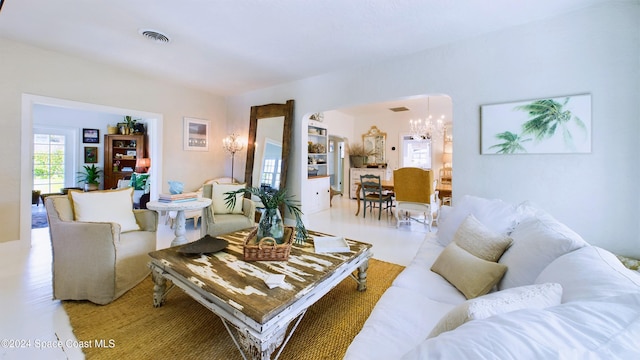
[345,195,640,359]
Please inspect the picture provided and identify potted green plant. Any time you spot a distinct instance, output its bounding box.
[224,187,308,244]
[123,116,137,134]
[77,164,102,191]
[347,143,376,168]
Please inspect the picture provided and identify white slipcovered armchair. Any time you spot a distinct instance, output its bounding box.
[200,182,256,238]
[45,189,158,305]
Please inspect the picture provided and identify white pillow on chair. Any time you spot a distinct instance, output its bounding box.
[212,183,246,214]
[69,187,140,232]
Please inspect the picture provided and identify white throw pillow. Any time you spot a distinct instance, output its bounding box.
[536,246,640,302]
[453,214,513,262]
[69,187,140,232]
[437,195,518,247]
[212,183,245,214]
[428,283,562,338]
[498,212,588,290]
[431,243,508,299]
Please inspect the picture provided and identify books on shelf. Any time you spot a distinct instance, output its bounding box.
[158,192,198,203]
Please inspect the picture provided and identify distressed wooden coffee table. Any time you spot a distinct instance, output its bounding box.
[148,228,372,360]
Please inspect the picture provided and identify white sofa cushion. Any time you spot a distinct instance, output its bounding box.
[428,283,562,338]
[431,243,507,299]
[392,235,467,304]
[344,286,457,360]
[437,195,518,247]
[536,246,640,302]
[69,187,140,232]
[498,211,587,290]
[212,183,245,214]
[402,292,640,360]
[453,214,513,262]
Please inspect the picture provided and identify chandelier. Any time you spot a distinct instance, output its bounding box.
[409,98,445,140]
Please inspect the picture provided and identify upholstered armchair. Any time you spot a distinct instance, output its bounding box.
[393,167,440,231]
[200,182,256,238]
[45,188,158,305]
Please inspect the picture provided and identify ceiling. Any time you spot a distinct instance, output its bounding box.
[0,0,608,96]
[335,95,435,118]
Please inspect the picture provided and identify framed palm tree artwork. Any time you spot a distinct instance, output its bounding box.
[480,94,591,154]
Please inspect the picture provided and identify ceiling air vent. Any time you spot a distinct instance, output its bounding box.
[138,29,171,44]
[389,107,410,112]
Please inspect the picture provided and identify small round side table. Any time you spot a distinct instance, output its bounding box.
[146,198,212,247]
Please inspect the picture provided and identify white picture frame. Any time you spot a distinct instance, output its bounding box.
[184,117,209,151]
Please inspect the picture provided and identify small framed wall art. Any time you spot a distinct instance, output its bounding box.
[83,128,100,143]
[184,117,210,151]
[480,94,591,154]
[84,147,98,163]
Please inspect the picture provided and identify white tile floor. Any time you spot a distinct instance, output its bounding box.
[0,196,433,359]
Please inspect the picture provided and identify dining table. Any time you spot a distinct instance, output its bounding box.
[353,179,394,216]
[354,180,451,215]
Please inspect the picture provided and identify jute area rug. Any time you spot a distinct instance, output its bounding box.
[63,258,404,360]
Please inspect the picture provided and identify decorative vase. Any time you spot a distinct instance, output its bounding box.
[350,155,367,168]
[168,181,184,194]
[258,208,285,244]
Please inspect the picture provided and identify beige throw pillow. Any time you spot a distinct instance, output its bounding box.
[212,183,245,214]
[431,243,507,299]
[69,187,140,232]
[428,282,563,338]
[454,214,513,262]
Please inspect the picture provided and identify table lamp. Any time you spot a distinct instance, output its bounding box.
[136,158,150,173]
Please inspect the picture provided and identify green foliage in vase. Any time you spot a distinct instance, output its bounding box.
[124,115,137,131]
[224,186,308,242]
[77,164,102,185]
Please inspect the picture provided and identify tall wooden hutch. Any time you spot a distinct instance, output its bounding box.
[104,134,145,189]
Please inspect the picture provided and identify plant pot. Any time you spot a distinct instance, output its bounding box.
[350,155,367,168]
[84,183,99,191]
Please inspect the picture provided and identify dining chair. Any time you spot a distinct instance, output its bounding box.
[393,167,439,231]
[439,166,453,205]
[360,174,393,220]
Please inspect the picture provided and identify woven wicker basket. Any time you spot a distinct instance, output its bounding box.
[243,226,294,261]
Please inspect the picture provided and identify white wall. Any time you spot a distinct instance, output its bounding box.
[322,110,356,168]
[0,36,228,244]
[227,3,640,257]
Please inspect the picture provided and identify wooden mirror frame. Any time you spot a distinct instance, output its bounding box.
[244,100,294,196]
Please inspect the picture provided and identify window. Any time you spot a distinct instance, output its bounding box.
[33,133,66,193]
[401,135,432,169]
[261,159,275,186]
[260,159,282,189]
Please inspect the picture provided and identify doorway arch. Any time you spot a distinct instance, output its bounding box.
[307,94,452,205]
[20,94,163,247]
